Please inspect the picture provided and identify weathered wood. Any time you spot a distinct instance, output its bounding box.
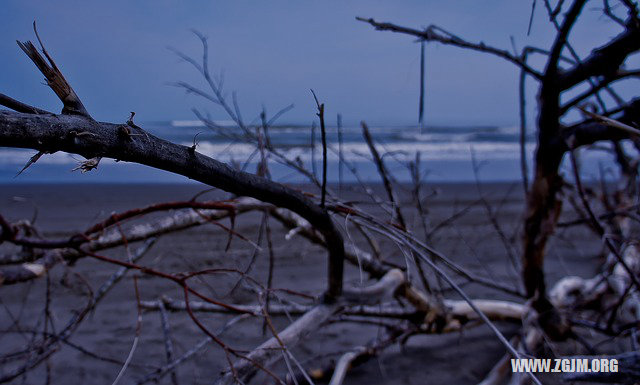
[358,1,640,342]
[0,110,345,299]
[214,268,405,384]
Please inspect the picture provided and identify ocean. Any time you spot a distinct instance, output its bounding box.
[0,120,622,184]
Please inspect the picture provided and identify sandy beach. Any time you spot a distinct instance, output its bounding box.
[0,182,603,384]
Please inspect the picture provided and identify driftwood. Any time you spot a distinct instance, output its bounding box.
[1,4,640,384]
[0,110,346,300]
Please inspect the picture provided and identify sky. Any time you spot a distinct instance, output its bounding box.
[1,1,636,127]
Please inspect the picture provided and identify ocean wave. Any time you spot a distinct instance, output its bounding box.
[191,140,535,162]
[170,119,236,128]
[4,138,629,169]
[0,149,125,166]
[397,132,474,142]
[0,141,533,167]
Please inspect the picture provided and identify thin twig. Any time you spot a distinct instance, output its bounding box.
[311,90,328,208]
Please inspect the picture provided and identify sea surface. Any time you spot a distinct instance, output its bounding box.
[0,120,625,184]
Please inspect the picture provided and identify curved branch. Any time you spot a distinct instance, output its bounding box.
[560,70,640,114]
[558,20,640,90]
[546,0,588,79]
[562,98,640,147]
[356,17,543,80]
[0,110,345,299]
[0,93,51,115]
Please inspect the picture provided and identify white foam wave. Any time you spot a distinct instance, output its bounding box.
[0,149,121,166]
[171,120,236,128]
[398,132,473,142]
[191,141,536,163]
[4,139,629,168]
[0,141,534,166]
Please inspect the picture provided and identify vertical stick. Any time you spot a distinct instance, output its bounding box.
[527,0,537,36]
[311,89,328,208]
[311,121,317,178]
[419,41,426,133]
[361,121,406,230]
[519,64,530,195]
[320,109,328,208]
[262,219,275,335]
[158,301,179,385]
[337,113,344,193]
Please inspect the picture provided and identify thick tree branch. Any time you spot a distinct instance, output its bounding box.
[0,110,345,299]
[558,20,640,90]
[546,0,588,79]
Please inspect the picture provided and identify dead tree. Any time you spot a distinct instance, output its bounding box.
[0,22,542,385]
[2,6,640,383]
[0,31,346,301]
[358,0,640,340]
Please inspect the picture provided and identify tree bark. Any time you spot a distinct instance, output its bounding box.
[0,110,345,298]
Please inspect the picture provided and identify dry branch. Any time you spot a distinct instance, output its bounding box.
[142,296,525,324]
[356,17,543,79]
[215,268,405,384]
[0,198,267,285]
[17,24,90,117]
[2,9,640,383]
[0,110,345,299]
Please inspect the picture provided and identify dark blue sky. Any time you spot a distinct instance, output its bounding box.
[1,1,634,126]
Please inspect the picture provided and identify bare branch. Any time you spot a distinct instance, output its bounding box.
[0,93,51,115]
[16,23,90,117]
[356,17,543,79]
[0,110,346,299]
[361,121,406,230]
[558,20,640,90]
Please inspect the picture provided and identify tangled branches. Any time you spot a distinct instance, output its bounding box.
[1,2,640,383]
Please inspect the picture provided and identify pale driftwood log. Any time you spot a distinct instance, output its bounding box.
[214,269,405,384]
[484,241,639,385]
[549,275,608,309]
[546,242,640,321]
[0,198,268,286]
[323,301,527,385]
[89,197,269,249]
[445,299,525,322]
[328,351,359,385]
[215,304,341,385]
[141,297,413,318]
[341,268,404,304]
[0,250,62,285]
[142,297,525,323]
[290,327,409,385]
[274,203,531,383]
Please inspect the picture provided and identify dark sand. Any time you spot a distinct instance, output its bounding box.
[0,183,602,384]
